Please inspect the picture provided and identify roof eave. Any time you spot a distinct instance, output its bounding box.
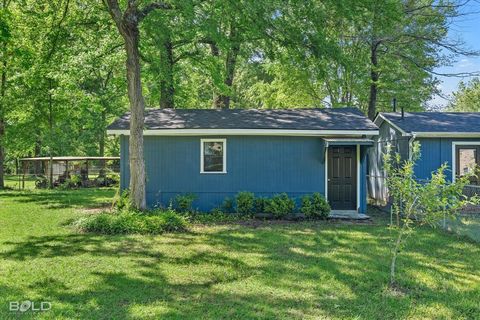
[106,128,379,137]
[413,132,480,138]
[375,113,409,136]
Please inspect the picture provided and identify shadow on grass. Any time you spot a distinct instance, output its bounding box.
[0,188,116,209]
[1,224,479,319]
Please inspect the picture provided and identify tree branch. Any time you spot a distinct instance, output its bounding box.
[138,2,173,21]
[104,0,123,25]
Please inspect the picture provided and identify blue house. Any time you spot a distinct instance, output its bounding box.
[107,108,379,214]
[369,111,480,203]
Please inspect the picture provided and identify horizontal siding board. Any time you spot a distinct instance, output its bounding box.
[416,137,480,181]
[118,135,372,212]
[122,135,331,211]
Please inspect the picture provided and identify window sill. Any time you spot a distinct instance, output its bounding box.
[200,171,227,174]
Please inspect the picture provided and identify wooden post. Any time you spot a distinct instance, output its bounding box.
[49,156,53,188]
[65,160,69,179]
[22,161,26,190]
[17,159,20,190]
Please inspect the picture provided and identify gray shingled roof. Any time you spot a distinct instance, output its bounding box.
[108,107,378,131]
[380,112,480,133]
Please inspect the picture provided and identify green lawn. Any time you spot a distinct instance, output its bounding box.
[0,189,479,319]
[4,174,37,190]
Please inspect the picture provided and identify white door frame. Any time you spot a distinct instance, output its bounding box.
[325,144,361,212]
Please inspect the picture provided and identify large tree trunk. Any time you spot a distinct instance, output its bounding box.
[217,41,240,109]
[211,26,240,109]
[106,0,172,210]
[368,42,379,120]
[209,43,222,108]
[159,36,174,109]
[123,24,146,210]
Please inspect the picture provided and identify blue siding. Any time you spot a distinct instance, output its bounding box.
[416,138,480,181]
[120,135,370,212]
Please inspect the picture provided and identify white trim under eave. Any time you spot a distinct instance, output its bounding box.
[451,141,480,183]
[374,114,408,136]
[413,132,480,138]
[106,129,379,137]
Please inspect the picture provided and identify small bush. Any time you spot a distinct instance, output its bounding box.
[301,195,313,216]
[221,197,235,213]
[74,209,188,234]
[311,193,330,219]
[174,193,197,213]
[265,193,295,218]
[113,189,132,211]
[254,197,269,213]
[235,191,255,215]
[301,193,330,219]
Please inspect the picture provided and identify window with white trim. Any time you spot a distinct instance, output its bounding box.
[201,139,226,173]
[456,145,480,184]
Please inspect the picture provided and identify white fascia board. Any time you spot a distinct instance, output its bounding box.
[374,114,408,136]
[106,129,379,136]
[413,132,480,138]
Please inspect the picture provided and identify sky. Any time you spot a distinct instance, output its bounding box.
[428,0,480,109]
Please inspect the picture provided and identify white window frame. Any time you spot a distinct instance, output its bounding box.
[200,138,227,174]
[452,141,480,182]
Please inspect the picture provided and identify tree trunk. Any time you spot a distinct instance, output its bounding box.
[211,25,240,109]
[209,43,222,109]
[217,40,240,109]
[390,228,403,286]
[368,42,379,120]
[34,137,42,175]
[123,24,146,210]
[48,78,54,188]
[105,0,171,210]
[99,109,106,178]
[159,37,174,109]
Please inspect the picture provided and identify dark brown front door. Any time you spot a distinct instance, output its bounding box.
[328,146,357,210]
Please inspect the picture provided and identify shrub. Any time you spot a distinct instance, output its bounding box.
[254,197,269,213]
[74,209,188,235]
[114,189,132,211]
[301,193,330,219]
[221,197,235,213]
[300,195,313,216]
[174,193,197,212]
[235,191,255,215]
[265,193,295,218]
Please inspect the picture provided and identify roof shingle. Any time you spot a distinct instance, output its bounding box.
[108,107,378,131]
[380,112,480,133]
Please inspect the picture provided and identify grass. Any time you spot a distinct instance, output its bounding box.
[4,174,37,190]
[0,189,479,319]
[444,214,480,242]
